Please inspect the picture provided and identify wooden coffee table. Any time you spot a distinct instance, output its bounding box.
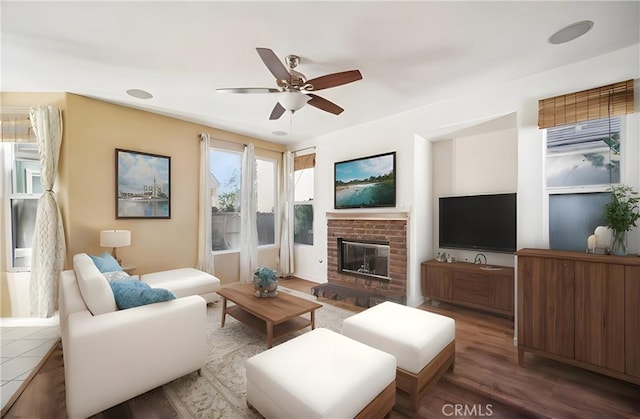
[218,283,322,348]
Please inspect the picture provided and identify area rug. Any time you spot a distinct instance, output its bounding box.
[162,287,356,418]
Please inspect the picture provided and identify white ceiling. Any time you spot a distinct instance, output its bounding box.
[2,1,639,145]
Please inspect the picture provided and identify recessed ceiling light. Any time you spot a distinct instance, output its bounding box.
[272,130,288,136]
[548,20,594,45]
[126,89,153,99]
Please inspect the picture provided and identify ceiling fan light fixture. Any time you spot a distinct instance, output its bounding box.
[220,47,361,120]
[279,91,310,112]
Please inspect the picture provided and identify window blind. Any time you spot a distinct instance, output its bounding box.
[538,79,634,129]
[294,153,315,171]
[546,116,621,152]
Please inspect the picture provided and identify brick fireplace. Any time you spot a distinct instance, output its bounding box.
[313,216,407,307]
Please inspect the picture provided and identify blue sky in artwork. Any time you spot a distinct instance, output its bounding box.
[118,151,169,194]
[335,154,394,183]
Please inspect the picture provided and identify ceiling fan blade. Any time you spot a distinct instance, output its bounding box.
[256,48,290,82]
[306,70,362,91]
[306,94,344,115]
[216,87,280,94]
[269,102,286,120]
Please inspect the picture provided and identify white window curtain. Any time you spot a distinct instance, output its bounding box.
[29,105,66,318]
[197,133,214,274]
[278,151,295,277]
[239,143,258,283]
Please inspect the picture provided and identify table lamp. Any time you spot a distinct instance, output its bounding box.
[100,230,131,264]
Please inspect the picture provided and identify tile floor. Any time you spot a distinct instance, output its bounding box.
[1,315,60,412]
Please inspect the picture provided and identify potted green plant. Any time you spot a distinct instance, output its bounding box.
[604,184,640,255]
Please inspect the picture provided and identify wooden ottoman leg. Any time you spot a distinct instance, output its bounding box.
[448,342,456,372]
[397,341,456,411]
[355,381,396,419]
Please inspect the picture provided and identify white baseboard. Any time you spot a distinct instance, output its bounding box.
[407,294,425,308]
[290,272,326,283]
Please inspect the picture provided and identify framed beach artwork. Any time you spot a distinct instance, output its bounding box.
[334,151,396,209]
[116,149,171,219]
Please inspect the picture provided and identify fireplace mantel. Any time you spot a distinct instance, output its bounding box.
[326,209,410,220]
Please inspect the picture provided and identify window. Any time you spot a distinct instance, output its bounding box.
[256,158,277,246]
[3,142,41,270]
[294,154,314,245]
[539,79,635,253]
[548,192,611,251]
[546,116,621,188]
[208,147,278,252]
[210,148,242,252]
[546,115,623,251]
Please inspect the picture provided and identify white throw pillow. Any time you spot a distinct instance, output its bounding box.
[73,253,117,315]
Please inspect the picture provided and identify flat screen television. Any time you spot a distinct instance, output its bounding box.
[439,193,517,253]
[334,152,396,209]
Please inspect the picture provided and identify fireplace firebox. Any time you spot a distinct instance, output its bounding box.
[338,239,390,281]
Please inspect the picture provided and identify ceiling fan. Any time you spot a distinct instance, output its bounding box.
[217,48,362,120]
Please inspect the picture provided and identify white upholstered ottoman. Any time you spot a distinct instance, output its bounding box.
[245,328,396,419]
[342,301,455,411]
[141,268,220,303]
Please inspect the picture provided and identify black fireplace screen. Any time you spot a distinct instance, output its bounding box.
[338,239,390,281]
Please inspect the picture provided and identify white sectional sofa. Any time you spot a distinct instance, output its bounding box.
[59,253,209,419]
[141,267,220,303]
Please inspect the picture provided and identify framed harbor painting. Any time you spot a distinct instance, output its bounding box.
[116,149,171,219]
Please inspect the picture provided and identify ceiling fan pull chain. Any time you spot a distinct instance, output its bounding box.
[289,110,293,143]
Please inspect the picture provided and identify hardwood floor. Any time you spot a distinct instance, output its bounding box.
[5,278,639,418]
[420,300,640,419]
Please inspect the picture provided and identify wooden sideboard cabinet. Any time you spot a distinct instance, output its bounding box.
[421,260,514,317]
[516,248,640,385]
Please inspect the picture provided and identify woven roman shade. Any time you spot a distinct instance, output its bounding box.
[538,79,634,129]
[294,153,315,171]
[1,110,36,142]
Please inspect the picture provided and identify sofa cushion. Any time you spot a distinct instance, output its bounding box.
[109,279,176,310]
[141,268,220,300]
[103,271,131,282]
[73,253,117,315]
[88,252,123,273]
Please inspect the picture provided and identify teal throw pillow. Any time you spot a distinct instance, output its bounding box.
[89,252,123,273]
[109,279,176,310]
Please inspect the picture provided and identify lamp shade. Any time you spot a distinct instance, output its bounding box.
[279,91,310,112]
[100,230,131,248]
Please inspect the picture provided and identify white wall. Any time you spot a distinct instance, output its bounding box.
[293,121,416,284]
[432,126,518,268]
[291,45,640,305]
[410,135,432,306]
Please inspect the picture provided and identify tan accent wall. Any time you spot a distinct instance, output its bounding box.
[1,92,284,316]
